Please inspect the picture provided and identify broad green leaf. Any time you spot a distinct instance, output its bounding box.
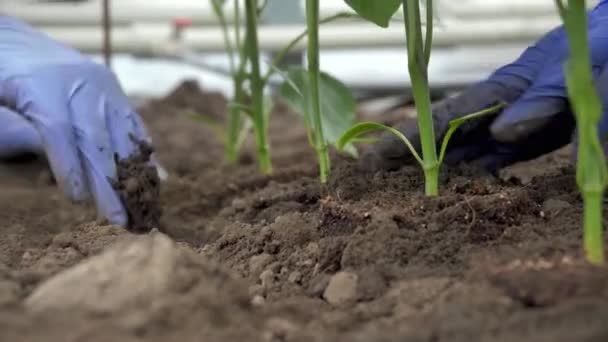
[438,102,506,164]
[271,65,315,147]
[279,67,357,156]
[338,122,423,167]
[344,0,401,28]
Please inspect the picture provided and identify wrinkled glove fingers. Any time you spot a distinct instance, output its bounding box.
[70,88,127,226]
[489,58,579,143]
[491,24,608,142]
[448,113,575,173]
[0,105,42,159]
[25,101,90,202]
[105,106,138,160]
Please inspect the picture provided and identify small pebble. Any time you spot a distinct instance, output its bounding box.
[260,269,275,289]
[251,295,265,307]
[288,271,302,284]
[323,271,358,306]
[306,242,320,255]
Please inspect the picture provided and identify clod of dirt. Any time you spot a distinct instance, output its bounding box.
[112,137,161,232]
[25,233,245,316]
[25,233,174,313]
[324,271,358,306]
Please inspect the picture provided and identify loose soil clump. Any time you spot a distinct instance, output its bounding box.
[112,137,161,233]
[0,81,607,342]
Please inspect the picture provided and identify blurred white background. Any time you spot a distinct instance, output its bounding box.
[1,0,600,98]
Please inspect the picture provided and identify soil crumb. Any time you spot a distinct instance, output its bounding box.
[113,136,161,232]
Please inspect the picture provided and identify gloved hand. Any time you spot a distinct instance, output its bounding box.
[362,1,608,173]
[0,16,163,227]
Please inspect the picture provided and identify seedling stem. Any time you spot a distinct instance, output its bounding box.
[245,0,272,174]
[305,0,330,183]
[403,0,438,196]
[557,0,607,264]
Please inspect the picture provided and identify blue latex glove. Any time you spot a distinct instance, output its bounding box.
[0,16,163,227]
[362,1,608,173]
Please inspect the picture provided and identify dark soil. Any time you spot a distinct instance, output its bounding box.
[0,80,607,342]
[112,136,161,233]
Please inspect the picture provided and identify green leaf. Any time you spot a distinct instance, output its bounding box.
[344,0,401,28]
[338,122,424,167]
[438,102,506,164]
[279,67,357,156]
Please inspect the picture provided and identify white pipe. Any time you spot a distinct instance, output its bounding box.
[42,18,559,54]
[0,0,236,26]
[2,0,577,27]
[316,0,599,19]
[439,0,599,18]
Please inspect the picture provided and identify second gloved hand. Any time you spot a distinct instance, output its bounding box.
[362,1,608,173]
[0,16,164,227]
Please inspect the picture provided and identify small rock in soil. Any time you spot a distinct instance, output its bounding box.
[260,269,276,290]
[288,271,302,284]
[324,271,358,306]
[111,137,161,232]
[251,295,265,307]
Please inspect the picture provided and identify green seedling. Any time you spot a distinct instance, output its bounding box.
[275,0,357,183]
[306,0,327,182]
[555,0,607,265]
[209,0,250,165]
[243,0,273,174]
[211,0,359,175]
[338,0,503,195]
[279,67,358,171]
